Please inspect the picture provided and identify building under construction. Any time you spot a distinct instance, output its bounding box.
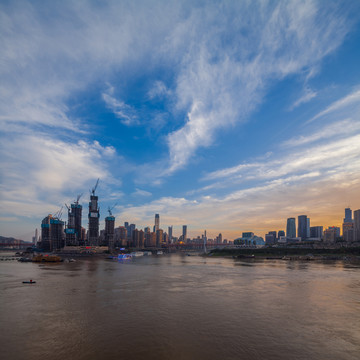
[65,195,83,246]
[41,214,65,251]
[88,179,100,245]
[104,214,115,250]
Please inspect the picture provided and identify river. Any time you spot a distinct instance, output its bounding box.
[0,252,359,360]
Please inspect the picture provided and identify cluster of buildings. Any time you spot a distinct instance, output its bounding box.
[34,181,360,252]
[263,208,360,245]
[35,181,224,252]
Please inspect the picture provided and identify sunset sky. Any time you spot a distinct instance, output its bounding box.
[1,0,360,241]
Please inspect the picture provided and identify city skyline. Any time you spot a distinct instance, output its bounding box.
[1,1,360,241]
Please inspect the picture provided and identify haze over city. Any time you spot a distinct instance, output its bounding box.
[1,0,360,241]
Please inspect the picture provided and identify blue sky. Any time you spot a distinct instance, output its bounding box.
[1,0,360,241]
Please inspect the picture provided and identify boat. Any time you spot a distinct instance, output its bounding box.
[22,280,36,284]
[32,254,62,262]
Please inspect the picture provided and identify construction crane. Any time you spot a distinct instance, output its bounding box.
[107,203,117,216]
[90,178,100,196]
[75,193,83,205]
[53,206,63,220]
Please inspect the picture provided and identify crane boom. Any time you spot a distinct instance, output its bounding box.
[91,178,100,196]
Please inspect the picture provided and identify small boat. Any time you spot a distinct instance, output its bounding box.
[22,280,36,284]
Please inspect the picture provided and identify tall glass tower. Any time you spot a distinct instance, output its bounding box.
[298,215,308,241]
[286,218,296,238]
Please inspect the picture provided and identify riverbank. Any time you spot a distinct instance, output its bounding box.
[209,247,360,262]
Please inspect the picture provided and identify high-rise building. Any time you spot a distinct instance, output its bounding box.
[154,214,160,232]
[104,215,115,249]
[182,225,187,243]
[310,226,323,239]
[324,227,337,242]
[306,218,310,238]
[298,215,308,241]
[156,229,163,247]
[278,230,285,238]
[88,179,100,246]
[286,218,296,238]
[114,226,127,247]
[269,231,277,241]
[40,214,64,251]
[354,209,360,242]
[265,233,275,245]
[168,226,173,243]
[343,222,354,242]
[344,208,353,223]
[65,196,83,245]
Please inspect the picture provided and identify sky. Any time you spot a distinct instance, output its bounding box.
[1,0,360,241]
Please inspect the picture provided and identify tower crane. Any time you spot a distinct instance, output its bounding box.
[107,203,117,216]
[90,178,100,196]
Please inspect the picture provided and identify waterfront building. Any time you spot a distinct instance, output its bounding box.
[310,226,323,239]
[286,218,296,238]
[104,215,115,250]
[344,208,352,223]
[168,226,173,243]
[306,218,310,238]
[324,227,337,242]
[145,231,156,247]
[182,225,187,243]
[354,209,360,242]
[278,230,285,238]
[343,222,354,242]
[114,226,127,247]
[88,179,100,246]
[235,234,265,246]
[242,232,254,238]
[265,233,275,245]
[154,214,160,232]
[156,229,163,247]
[298,215,308,241]
[269,231,277,242]
[40,214,64,251]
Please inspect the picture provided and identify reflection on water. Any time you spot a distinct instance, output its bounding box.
[1,253,360,360]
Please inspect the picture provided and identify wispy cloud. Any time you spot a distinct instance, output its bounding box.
[283,118,360,147]
[102,87,139,126]
[308,88,360,123]
[164,1,352,173]
[132,188,152,197]
[291,87,317,109]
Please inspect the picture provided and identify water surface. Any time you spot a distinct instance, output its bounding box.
[1,253,359,359]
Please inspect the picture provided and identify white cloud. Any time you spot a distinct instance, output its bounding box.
[291,87,317,109]
[164,0,352,173]
[132,188,152,197]
[308,88,360,123]
[0,134,116,217]
[283,118,360,147]
[102,89,140,126]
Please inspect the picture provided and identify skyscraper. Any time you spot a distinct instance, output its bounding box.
[344,208,352,223]
[168,226,173,243]
[306,218,310,238]
[354,209,360,242]
[88,179,100,246]
[343,208,354,242]
[182,225,187,243]
[286,218,296,238]
[154,214,160,232]
[104,214,115,250]
[298,215,307,241]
